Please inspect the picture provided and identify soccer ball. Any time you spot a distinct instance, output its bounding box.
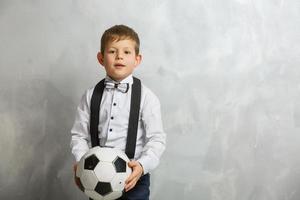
[76,147,132,200]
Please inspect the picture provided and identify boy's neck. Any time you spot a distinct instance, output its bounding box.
[106,74,133,83]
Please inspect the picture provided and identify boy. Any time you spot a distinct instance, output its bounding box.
[70,25,166,200]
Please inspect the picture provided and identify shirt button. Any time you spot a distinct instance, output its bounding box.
[113,103,117,106]
[109,128,112,132]
[111,116,114,120]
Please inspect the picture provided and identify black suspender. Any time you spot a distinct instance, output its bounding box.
[89,77,141,159]
[90,79,105,147]
[125,77,141,159]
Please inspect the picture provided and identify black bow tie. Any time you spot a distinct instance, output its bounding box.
[105,81,129,93]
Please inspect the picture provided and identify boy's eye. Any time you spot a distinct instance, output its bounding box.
[108,50,116,54]
[124,51,131,54]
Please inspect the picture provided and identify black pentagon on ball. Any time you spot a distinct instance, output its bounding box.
[84,154,99,170]
[95,182,112,196]
[113,156,127,173]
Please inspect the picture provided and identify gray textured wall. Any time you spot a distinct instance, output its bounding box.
[1,0,300,199]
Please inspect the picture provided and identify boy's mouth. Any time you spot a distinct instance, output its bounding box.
[114,63,125,67]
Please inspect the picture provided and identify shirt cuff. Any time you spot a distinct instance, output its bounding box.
[73,149,88,162]
[137,156,159,175]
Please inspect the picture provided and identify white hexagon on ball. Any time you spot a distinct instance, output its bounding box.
[94,162,116,182]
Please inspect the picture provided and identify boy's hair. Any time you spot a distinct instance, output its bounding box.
[101,25,140,55]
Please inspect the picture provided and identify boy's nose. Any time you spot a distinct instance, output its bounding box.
[116,53,123,59]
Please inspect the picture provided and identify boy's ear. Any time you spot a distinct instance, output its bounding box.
[135,54,142,66]
[97,52,104,66]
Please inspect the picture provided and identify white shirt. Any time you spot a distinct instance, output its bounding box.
[70,74,166,174]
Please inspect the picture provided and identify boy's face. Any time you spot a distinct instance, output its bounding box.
[97,39,141,82]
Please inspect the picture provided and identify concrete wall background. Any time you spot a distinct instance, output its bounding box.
[0,0,300,199]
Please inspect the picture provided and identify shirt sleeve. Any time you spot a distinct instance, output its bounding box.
[70,89,92,162]
[137,91,166,174]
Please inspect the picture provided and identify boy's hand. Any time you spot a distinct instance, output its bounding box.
[124,161,144,192]
[73,163,84,191]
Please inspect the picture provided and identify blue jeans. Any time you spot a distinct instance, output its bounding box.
[89,174,150,200]
[117,173,150,200]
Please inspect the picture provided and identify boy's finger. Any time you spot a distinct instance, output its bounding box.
[125,167,139,183]
[125,178,137,192]
[75,177,84,191]
[125,172,137,184]
[125,174,139,189]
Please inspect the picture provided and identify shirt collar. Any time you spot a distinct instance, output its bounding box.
[105,74,133,84]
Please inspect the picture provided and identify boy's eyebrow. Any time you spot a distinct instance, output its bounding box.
[108,46,133,50]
